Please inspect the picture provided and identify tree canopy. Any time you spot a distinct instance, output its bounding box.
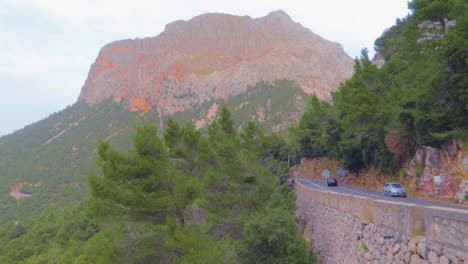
[294,0,467,172]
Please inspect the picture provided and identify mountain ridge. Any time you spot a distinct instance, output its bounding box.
[78,10,353,122]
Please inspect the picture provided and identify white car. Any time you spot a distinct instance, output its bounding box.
[383,182,407,197]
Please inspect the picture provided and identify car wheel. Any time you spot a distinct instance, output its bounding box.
[383,191,386,196]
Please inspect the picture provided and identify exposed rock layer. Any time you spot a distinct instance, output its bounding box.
[78,10,353,118]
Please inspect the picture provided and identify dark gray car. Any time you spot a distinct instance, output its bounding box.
[325,177,338,187]
[383,182,407,197]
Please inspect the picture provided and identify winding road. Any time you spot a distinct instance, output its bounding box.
[296,178,468,211]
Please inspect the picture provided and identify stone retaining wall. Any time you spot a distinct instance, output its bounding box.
[294,182,468,264]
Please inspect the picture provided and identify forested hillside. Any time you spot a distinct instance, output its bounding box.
[293,0,467,173]
[0,101,140,223]
[0,80,305,225]
[0,108,314,263]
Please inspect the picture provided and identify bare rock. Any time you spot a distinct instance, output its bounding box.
[462,155,468,173]
[396,251,404,262]
[186,205,207,225]
[410,254,422,264]
[405,252,412,263]
[427,243,442,255]
[424,147,442,170]
[394,243,401,255]
[78,10,354,123]
[427,251,439,264]
[365,251,372,261]
[409,239,418,253]
[417,241,428,259]
[438,255,449,264]
[372,53,386,68]
[394,232,402,243]
[400,243,408,254]
[442,140,459,157]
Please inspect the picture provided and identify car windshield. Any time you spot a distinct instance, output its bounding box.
[390,183,403,188]
[328,178,336,182]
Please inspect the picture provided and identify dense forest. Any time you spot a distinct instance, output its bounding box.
[0,0,466,262]
[293,0,467,172]
[0,107,314,263]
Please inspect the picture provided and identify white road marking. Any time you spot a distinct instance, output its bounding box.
[339,186,391,200]
[300,179,337,192]
[297,178,468,211]
[305,179,390,200]
[340,186,373,196]
[308,181,330,191]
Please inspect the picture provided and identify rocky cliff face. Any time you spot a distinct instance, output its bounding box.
[78,10,353,119]
[403,140,468,200]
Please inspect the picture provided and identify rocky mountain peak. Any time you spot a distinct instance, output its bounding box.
[264,9,292,21]
[78,11,354,118]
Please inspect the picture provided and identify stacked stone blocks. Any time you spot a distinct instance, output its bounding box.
[294,182,468,263]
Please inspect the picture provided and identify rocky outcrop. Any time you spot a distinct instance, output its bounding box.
[417,19,456,43]
[371,53,386,69]
[404,140,468,200]
[78,10,353,119]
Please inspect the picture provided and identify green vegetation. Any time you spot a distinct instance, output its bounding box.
[0,0,466,261]
[0,77,309,262]
[170,79,307,132]
[0,107,314,263]
[414,164,424,178]
[293,0,467,172]
[0,205,99,263]
[361,242,368,252]
[0,100,144,224]
[0,79,304,225]
[399,169,406,178]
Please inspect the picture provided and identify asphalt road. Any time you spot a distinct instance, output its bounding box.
[296,178,468,211]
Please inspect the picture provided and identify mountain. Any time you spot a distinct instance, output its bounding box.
[0,10,354,223]
[78,10,353,122]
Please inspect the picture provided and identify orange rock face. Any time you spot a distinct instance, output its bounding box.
[78,10,354,117]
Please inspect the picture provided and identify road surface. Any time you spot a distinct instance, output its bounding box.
[296,178,468,211]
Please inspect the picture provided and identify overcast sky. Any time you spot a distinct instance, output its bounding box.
[0,0,409,137]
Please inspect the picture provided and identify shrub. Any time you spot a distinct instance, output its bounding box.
[361,242,368,252]
[399,169,406,178]
[414,164,423,178]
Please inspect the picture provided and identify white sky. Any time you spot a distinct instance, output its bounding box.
[0,0,409,136]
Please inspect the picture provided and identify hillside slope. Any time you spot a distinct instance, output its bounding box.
[0,80,309,223]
